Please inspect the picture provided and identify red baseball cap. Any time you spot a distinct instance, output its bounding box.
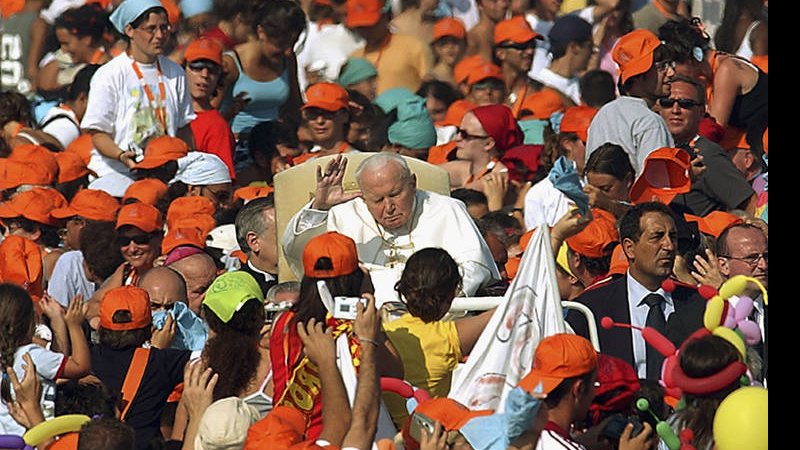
[613,29,661,84]
[133,136,189,170]
[185,37,223,65]
[116,202,163,233]
[432,17,466,42]
[494,16,540,45]
[99,286,152,331]
[303,82,350,112]
[51,189,120,222]
[303,231,359,278]
[559,105,598,143]
[518,333,598,394]
[629,147,691,205]
[566,208,619,258]
[123,178,169,206]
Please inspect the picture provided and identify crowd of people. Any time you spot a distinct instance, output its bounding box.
[0,0,767,449]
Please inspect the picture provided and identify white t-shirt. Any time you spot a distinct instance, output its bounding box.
[524,175,574,230]
[0,344,65,434]
[586,96,674,176]
[533,67,581,104]
[40,105,80,148]
[47,250,95,308]
[81,52,195,157]
[296,21,364,92]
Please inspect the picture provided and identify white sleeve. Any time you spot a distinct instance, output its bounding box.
[80,65,119,135]
[282,203,330,278]
[634,119,675,176]
[46,255,74,308]
[174,67,197,129]
[42,118,80,148]
[24,345,66,380]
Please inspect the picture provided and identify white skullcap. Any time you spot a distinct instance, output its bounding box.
[172,152,232,186]
[195,397,260,450]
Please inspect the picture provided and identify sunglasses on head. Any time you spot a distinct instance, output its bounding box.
[116,234,153,247]
[657,97,703,109]
[187,60,222,74]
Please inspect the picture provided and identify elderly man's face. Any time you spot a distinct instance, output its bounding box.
[719,226,768,288]
[659,80,705,144]
[359,162,417,230]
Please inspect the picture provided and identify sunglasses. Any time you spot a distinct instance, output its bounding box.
[657,97,704,109]
[456,128,489,140]
[498,41,536,51]
[116,234,153,247]
[302,108,338,121]
[187,60,222,75]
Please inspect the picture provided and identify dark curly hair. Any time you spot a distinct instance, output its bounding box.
[80,220,124,281]
[55,3,109,42]
[658,19,711,64]
[395,248,461,323]
[202,299,265,400]
[56,379,118,418]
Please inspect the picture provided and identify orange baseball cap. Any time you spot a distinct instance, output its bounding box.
[517,333,598,394]
[303,82,350,112]
[116,202,163,233]
[559,105,598,142]
[55,151,91,184]
[684,211,742,238]
[454,55,487,85]
[566,208,619,258]
[234,185,274,203]
[403,398,493,450]
[438,99,476,127]
[162,226,206,254]
[0,159,38,190]
[0,235,43,301]
[9,144,59,181]
[99,286,152,331]
[720,127,748,152]
[427,141,457,165]
[346,0,389,28]
[762,127,768,155]
[243,406,308,450]
[51,189,120,222]
[629,147,691,205]
[65,134,93,165]
[133,136,190,170]
[166,196,216,232]
[303,231,359,278]
[613,29,661,84]
[161,0,180,25]
[43,431,79,450]
[432,17,466,42]
[518,88,567,120]
[494,16,540,45]
[123,178,169,206]
[0,188,67,226]
[467,62,504,86]
[185,37,223,65]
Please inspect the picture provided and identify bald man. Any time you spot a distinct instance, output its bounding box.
[168,251,218,314]
[138,266,188,312]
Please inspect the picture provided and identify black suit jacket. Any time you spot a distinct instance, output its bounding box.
[240,262,278,299]
[566,276,705,377]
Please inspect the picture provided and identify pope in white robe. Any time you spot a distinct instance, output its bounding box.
[282,153,501,298]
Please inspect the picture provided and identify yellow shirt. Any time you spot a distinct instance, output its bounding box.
[383,313,462,427]
[350,33,433,95]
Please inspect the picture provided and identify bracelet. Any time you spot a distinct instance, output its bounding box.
[358,337,380,347]
[117,151,125,161]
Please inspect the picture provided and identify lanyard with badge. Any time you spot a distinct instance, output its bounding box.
[131,58,168,134]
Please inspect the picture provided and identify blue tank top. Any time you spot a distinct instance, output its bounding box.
[224,50,290,134]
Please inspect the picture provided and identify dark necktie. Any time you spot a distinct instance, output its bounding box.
[640,293,667,379]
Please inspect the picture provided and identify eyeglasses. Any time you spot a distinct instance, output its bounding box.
[719,252,768,267]
[655,60,677,72]
[115,234,153,247]
[187,60,222,75]
[657,97,704,109]
[302,108,337,121]
[138,23,171,35]
[498,41,536,51]
[456,128,489,140]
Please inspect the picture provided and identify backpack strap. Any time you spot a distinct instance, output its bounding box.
[38,113,79,131]
[119,347,151,421]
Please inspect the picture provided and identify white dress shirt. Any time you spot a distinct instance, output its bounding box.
[626,271,674,379]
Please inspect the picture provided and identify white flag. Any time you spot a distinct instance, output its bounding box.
[449,226,565,412]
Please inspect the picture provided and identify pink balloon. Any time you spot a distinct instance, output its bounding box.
[733,296,754,323]
[737,320,762,345]
[723,306,737,329]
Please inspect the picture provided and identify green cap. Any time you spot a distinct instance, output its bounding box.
[202,272,264,323]
[337,57,378,87]
[375,88,437,150]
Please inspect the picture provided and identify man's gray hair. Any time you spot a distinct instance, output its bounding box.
[354,152,413,186]
[235,196,274,253]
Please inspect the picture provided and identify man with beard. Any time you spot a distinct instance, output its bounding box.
[566,202,705,380]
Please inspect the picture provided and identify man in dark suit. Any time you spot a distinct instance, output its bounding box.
[567,202,705,380]
[235,195,279,297]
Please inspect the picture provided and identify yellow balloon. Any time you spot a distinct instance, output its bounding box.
[713,387,768,450]
[719,275,749,299]
[711,327,746,359]
[704,296,725,330]
[23,414,91,446]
